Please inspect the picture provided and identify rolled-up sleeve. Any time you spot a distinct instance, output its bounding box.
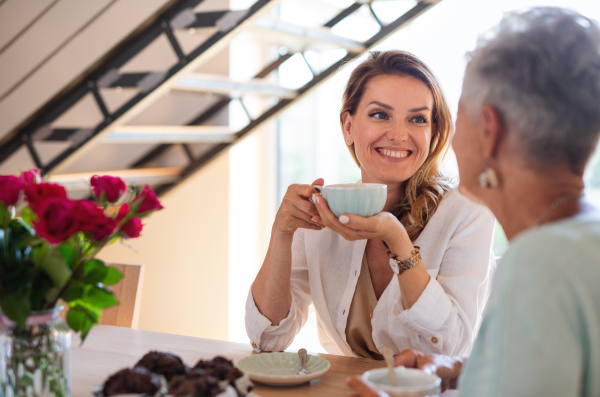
[244,229,313,352]
[392,201,496,355]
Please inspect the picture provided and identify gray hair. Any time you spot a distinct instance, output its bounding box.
[462,7,600,172]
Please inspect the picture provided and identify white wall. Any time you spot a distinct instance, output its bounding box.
[99,152,230,340]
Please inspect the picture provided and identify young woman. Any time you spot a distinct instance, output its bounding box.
[246,51,496,358]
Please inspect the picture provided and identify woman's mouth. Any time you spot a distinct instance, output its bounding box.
[376,148,412,160]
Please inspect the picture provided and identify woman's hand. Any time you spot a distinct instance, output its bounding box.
[346,349,465,396]
[273,179,325,238]
[394,349,465,391]
[312,192,413,258]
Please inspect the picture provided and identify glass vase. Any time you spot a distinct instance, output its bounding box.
[0,307,71,397]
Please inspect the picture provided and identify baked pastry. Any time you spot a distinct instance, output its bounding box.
[168,368,223,397]
[135,350,186,381]
[102,367,161,397]
[193,356,243,381]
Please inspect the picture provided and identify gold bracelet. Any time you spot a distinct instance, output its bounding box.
[387,246,421,275]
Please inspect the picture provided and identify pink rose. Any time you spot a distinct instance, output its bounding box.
[0,175,24,206]
[21,169,41,185]
[116,203,130,221]
[121,217,143,238]
[33,198,79,244]
[132,185,164,214]
[24,183,67,211]
[75,200,117,241]
[91,175,126,203]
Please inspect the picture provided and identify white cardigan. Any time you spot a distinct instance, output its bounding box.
[245,189,496,356]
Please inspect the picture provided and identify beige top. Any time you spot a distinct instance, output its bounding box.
[344,253,384,360]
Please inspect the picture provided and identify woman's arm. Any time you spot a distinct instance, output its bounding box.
[251,181,322,325]
[313,191,495,355]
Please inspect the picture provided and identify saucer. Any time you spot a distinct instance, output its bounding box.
[237,352,330,386]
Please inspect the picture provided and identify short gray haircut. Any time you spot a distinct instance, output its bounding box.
[462,7,600,171]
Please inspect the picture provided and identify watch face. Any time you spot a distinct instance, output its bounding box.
[389,258,400,274]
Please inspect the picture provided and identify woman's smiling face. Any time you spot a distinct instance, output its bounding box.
[343,74,434,185]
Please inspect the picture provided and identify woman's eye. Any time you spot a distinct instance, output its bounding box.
[370,112,388,120]
[411,116,428,124]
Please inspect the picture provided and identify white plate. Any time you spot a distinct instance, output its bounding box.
[237,352,330,386]
[362,367,441,396]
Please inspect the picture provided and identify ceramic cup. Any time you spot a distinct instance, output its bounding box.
[314,183,387,218]
[361,367,441,397]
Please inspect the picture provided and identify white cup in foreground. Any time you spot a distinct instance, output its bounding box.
[361,367,441,397]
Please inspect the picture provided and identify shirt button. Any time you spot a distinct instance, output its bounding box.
[431,337,438,344]
[252,342,257,348]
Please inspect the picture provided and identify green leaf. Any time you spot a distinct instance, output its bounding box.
[83,286,118,309]
[39,248,71,288]
[0,293,31,327]
[58,245,75,267]
[61,282,84,302]
[102,267,124,285]
[21,206,36,226]
[83,260,108,284]
[0,203,9,226]
[66,305,99,341]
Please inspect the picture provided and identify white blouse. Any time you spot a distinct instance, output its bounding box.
[245,189,496,357]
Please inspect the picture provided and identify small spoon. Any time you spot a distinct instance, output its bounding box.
[297,348,309,375]
[381,347,397,387]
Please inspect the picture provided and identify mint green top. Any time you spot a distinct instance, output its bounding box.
[459,214,600,397]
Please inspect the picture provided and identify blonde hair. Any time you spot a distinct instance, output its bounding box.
[341,50,453,241]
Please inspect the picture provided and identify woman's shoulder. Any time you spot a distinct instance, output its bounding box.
[435,187,495,224]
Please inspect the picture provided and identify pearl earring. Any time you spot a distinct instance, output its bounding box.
[346,138,352,145]
[478,161,498,189]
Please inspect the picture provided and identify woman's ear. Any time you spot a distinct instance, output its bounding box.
[342,111,353,142]
[481,105,504,160]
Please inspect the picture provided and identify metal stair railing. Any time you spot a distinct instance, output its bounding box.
[0,0,442,194]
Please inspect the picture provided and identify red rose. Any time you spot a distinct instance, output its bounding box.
[121,217,143,238]
[132,185,163,214]
[116,203,130,221]
[21,169,41,185]
[24,183,67,211]
[0,175,24,206]
[75,200,117,241]
[91,175,126,203]
[33,198,79,244]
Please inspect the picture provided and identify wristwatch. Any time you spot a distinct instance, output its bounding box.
[388,246,421,275]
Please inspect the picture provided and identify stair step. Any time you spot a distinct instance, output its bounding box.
[104,125,235,144]
[174,73,297,98]
[48,167,181,190]
[253,18,366,53]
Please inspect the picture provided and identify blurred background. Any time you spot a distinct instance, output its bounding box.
[1,0,599,353]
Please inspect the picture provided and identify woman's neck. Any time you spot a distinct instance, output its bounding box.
[490,165,585,241]
[360,171,405,212]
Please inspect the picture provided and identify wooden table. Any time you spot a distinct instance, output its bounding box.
[72,325,384,397]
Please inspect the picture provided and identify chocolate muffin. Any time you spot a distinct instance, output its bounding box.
[193,357,243,381]
[168,368,223,397]
[135,350,186,381]
[102,367,161,397]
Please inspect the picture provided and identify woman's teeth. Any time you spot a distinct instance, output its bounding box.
[380,149,410,158]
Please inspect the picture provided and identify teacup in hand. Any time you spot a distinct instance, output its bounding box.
[314,183,387,218]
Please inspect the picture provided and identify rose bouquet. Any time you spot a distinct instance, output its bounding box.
[0,169,163,337]
[0,169,163,396]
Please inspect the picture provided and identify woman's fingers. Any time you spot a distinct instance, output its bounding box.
[393,349,421,368]
[313,193,375,240]
[346,375,390,397]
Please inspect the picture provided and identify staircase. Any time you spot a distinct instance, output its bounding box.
[0,0,442,195]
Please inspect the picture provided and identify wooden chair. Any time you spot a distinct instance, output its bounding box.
[98,263,144,328]
[60,263,144,329]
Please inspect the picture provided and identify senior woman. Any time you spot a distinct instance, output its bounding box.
[245,50,496,359]
[349,7,600,396]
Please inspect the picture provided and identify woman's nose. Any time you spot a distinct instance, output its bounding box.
[386,121,409,141]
